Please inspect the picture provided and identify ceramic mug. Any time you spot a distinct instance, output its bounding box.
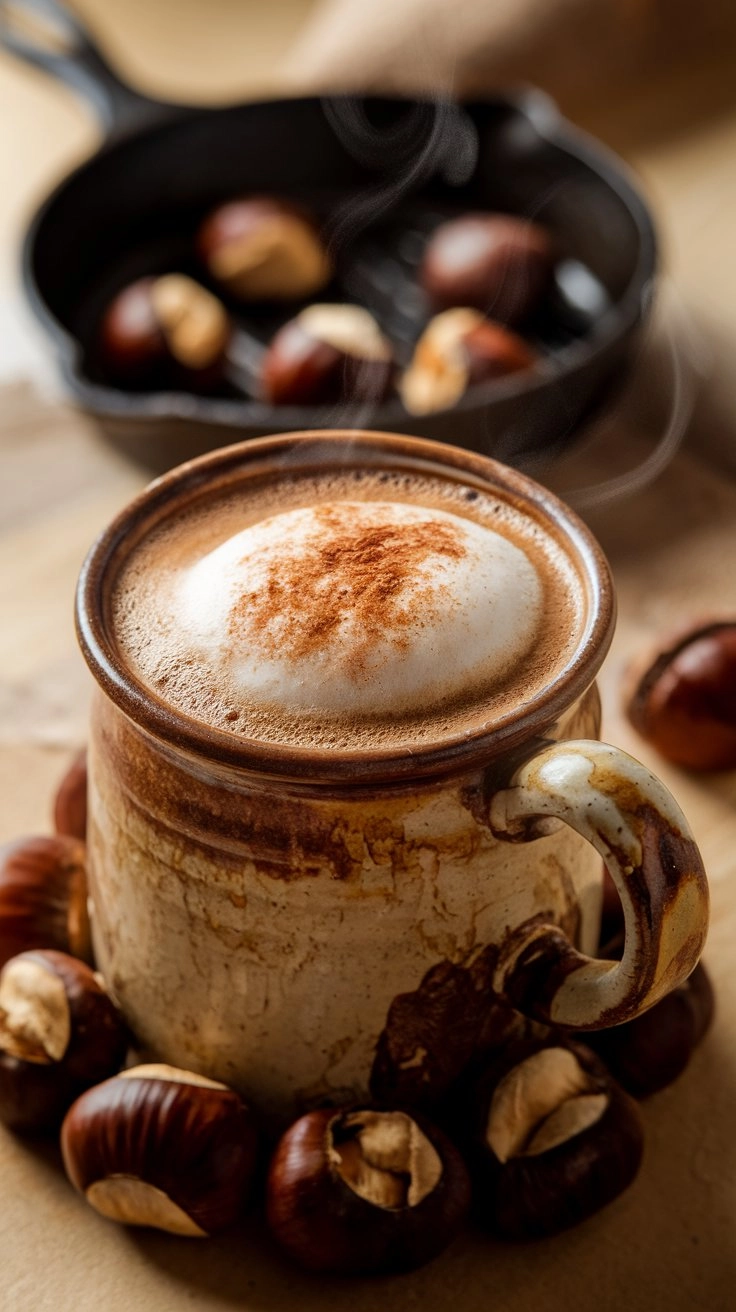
[76,432,709,1119]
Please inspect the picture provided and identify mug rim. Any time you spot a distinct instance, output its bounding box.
[75,430,616,784]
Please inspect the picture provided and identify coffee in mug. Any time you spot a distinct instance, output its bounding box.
[112,463,581,751]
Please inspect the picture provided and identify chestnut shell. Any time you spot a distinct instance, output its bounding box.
[62,1072,259,1235]
[0,835,91,968]
[262,318,394,406]
[53,751,88,843]
[99,278,228,392]
[626,622,736,770]
[0,1054,79,1133]
[582,959,714,1098]
[197,196,331,302]
[266,1107,471,1275]
[421,214,553,324]
[467,1038,643,1240]
[0,950,127,1133]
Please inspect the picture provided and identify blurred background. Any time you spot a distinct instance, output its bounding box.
[2,0,736,467]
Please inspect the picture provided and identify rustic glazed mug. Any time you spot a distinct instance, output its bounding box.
[76,431,708,1120]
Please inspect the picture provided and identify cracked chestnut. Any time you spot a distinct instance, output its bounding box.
[625,620,736,770]
[53,750,88,842]
[0,835,92,968]
[583,959,714,1098]
[100,274,231,387]
[469,1039,643,1239]
[198,196,332,301]
[421,213,553,324]
[266,1106,470,1275]
[262,304,394,406]
[400,308,536,414]
[61,1064,259,1236]
[0,950,127,1132]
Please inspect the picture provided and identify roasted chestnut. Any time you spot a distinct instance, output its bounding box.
[261,304,394,406]
[198,196,332,302]
[100,274,231,386]
[583,960,714,1098]
[625,620,736,770]
[0,835,91,968]
[53,750,88,842]
[468,1039,643,1239]
[421,213,553,323]
[400,308,536,414]
[266,1106,470,1274]
[0,950,127,1132]
[62,1064,259,1236]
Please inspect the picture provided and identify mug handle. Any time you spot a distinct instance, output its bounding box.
[489,739,709,1029]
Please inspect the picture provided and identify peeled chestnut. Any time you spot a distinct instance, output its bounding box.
[0,835,91,968]
[625,620,736,770]
[198,196,332,302]
[421,213,553,323]
[100,274,231,386]
[583,959,714,1098]
[468,1039,643,1239]
[62,1064,259,1236]
[400,308,536,415]
[266,1106,470,1275]
[0,950,127,1132]
[261,304,394,406]
[53,750,88,842]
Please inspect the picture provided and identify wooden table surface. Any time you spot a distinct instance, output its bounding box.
[1,7,736,1309]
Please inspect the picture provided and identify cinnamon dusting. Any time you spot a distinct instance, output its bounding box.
[228,506,467,677]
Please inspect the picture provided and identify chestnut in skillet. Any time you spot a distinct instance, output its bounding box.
[198,196,332,302]
[100,274,231,389]
[421,213,553,325]
[400,308,537,414]
[262,304,394,406]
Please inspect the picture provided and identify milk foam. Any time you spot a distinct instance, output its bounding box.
[175,501,543,718]
[112,467,582,751]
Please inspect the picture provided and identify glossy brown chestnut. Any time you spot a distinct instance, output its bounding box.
[262,304,394,406]
[583,959,714,1098]
[0,835,92,968]
[62,1064,259,1236]
[53,750,88,842]
[468,1039,643,1239]
[0,949,127,1132]
[100,274,231,386]
[626,620,736,770]
[266,1106,470,1275]
[421,214,553,323]
[598,865,624,952]
[198,196,332,301]
[400,308,536,414]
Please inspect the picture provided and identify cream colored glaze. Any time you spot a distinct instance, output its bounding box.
[490,740,709,1026]
[87,689,603,1120]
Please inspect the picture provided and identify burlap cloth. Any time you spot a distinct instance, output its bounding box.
[284,0,736,121]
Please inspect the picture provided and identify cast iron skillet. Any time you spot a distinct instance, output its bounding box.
[3,0,657,474]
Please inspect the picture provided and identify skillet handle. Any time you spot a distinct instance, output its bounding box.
[0,0,177,136]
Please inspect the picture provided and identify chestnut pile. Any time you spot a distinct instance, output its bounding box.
[0,751,715,1277]
[100,197,550,413]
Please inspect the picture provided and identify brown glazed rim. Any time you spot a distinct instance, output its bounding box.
[76,430,616,785]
